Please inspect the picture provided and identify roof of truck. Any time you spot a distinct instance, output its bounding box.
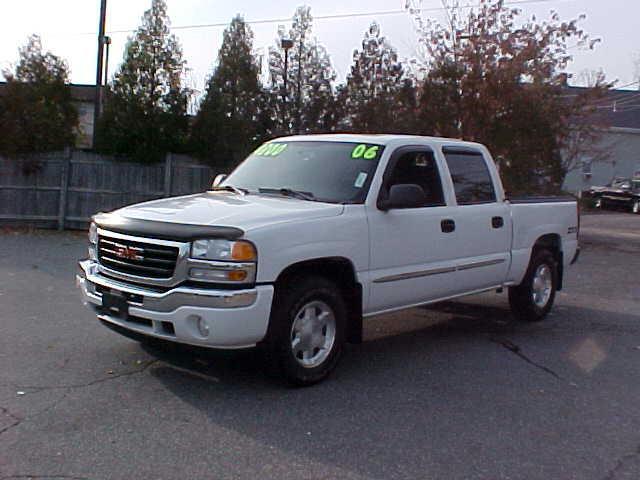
[273,133,486,149]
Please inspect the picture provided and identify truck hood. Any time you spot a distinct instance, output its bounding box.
[112,191,344,232]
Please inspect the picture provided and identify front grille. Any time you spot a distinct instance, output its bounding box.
[98,234,179,279]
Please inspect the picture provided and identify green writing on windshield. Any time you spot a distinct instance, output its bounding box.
[351,144,380,160]
[253,143,288,156]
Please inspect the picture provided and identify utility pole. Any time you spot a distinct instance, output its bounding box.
[280,37,293,133]
[92,0,107,149]
[295,34,303,134]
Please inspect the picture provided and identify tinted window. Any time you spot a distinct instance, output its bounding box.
[223,141,384,204]
[443,151,496,205]
[383,150,445,207]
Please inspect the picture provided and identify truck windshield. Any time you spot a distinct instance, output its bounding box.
[222,141,384,204]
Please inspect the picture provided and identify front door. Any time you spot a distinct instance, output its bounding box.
[366,147,460,314]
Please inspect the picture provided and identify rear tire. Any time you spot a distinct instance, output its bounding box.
[509,249,558,322]
[594,197,602,209]
[632,200,639,214]
[265,276,346,386]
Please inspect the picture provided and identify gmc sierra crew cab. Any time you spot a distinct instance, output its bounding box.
[77,134,580,385]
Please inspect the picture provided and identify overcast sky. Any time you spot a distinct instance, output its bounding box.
[1,0,639,98]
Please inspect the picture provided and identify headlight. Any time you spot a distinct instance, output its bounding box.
[191,239,256,262]
[189,239,257,284]
[89,222,98,244]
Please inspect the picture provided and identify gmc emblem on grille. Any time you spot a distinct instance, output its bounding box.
[115,246,140,261]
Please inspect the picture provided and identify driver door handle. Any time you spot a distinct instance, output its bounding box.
[441,219,455,233]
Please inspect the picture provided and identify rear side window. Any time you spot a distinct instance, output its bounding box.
[443,150,496,205]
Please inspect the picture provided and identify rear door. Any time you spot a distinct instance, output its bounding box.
[366,146,460,314]
[440,146,512,294]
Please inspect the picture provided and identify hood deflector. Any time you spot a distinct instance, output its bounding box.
[92,212,244,242]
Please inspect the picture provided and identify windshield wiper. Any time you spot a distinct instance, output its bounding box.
[258,187,317,201]
[210,185,249,195]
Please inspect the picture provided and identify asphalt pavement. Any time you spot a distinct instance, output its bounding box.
[0,212,639,480]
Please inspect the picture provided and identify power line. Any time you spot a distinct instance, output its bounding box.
[64,0,572,36]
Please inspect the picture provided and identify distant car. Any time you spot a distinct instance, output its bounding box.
[588,177,640,214]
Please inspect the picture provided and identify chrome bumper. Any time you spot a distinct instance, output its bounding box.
[77,260,258,311]
[76,260,274,349]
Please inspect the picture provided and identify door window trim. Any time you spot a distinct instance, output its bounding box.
[441,146,497,206]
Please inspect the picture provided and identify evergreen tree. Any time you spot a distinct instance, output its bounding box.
[0,35,77,157]
[191,16,269,170]
[268,6,336,134]
[96,0,190,163]
[341,22,407,133]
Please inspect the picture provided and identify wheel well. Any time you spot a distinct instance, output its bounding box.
[532,234,564,291]
[275,257,363,344]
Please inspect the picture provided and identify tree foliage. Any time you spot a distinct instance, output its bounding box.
[408,0,609,193]
[95,0,190,163]
[341,22,412,133]
[0,35,77,157]
[191,16,269,170]
[268,6,337,134]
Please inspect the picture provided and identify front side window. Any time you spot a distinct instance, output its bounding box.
[223,141,384,204]
[443,149,496,205]
[382,150,445,208]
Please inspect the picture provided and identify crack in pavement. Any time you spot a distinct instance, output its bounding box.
[490,337,561,379]
[0,390,69,439]
[0,476,91,480]
[0,360,158,439]
[0,406,22,436]
[602,444,640,480]
[8,360,160,393]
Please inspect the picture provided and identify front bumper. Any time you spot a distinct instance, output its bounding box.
[76,260,274,349]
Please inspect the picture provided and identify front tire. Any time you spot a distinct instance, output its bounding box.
[509,249,558,322]
[265,276,346,386]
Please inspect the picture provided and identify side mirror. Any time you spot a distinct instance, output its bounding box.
[379,184,426,210]
[212,174,227,188]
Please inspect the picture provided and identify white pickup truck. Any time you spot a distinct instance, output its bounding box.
[77,134,580,385]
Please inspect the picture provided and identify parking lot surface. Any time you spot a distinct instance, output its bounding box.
[1,212,639,480]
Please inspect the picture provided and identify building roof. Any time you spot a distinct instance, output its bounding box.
[563,85,640,130]
[0,81,96,102]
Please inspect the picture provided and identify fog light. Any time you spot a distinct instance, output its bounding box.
[196,316,209,338]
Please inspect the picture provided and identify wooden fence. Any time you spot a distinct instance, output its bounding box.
[0,150,214,230]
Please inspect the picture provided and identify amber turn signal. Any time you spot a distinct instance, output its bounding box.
[231,241,257,261]
[227,270,248,281]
